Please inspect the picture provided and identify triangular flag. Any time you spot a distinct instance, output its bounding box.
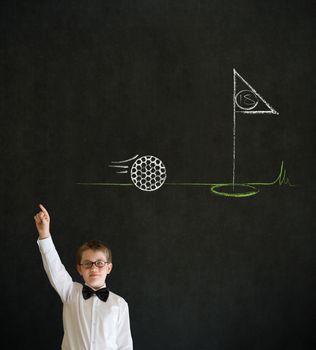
[233,69,279,115]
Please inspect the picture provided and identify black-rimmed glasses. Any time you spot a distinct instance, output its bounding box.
[79,260,109,269]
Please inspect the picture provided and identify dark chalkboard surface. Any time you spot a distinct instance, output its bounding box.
[2,1,315,349]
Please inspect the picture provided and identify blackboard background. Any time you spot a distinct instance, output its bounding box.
[1,1,315,349]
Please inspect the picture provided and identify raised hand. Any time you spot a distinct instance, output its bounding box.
[34,204,51,239]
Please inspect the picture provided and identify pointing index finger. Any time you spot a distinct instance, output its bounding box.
[39,204,49,216]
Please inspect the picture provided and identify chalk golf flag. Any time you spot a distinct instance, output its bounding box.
[233,69,279,115]
[230,69,279,193]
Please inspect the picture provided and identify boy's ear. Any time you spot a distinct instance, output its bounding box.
[107,263,113,275]
[76,264,82,275]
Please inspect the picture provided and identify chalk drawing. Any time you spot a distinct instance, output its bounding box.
[232,68,279,194]
[106,154,167,192]
[233,69,279,115]
[130,155,167,191]
[77,69,294,197]
[108,154,139,174]
[235,90,259,110]
[77,159,294,197]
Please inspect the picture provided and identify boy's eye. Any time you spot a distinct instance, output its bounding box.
[82,261,93,268]
[95,260,106,268]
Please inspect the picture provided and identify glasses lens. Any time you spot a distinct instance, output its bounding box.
[95,260,106,268]
[82,261,93,268]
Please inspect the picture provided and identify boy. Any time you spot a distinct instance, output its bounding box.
[34,204,133,350]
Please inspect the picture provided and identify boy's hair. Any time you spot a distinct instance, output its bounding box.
[76,240,112,264]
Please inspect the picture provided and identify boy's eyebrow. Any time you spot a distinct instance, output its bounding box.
[82,259,106,262]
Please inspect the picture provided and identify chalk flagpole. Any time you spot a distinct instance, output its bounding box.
[232,69,237,189]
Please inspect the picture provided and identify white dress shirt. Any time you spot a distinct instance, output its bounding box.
[37,236,133,350]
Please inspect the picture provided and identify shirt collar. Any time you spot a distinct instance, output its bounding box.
[84,283,106,291]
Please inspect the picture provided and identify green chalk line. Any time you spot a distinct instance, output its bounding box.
[77,161,296,197]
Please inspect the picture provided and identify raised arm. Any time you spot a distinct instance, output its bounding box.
[34,204,51,240]
[34,204,74,301]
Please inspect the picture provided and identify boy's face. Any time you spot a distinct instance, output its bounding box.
[77,249,113,289]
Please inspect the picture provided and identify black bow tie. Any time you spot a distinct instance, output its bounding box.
[82,285,109,302]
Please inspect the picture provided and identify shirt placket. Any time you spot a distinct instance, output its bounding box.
[90,296,98,350]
